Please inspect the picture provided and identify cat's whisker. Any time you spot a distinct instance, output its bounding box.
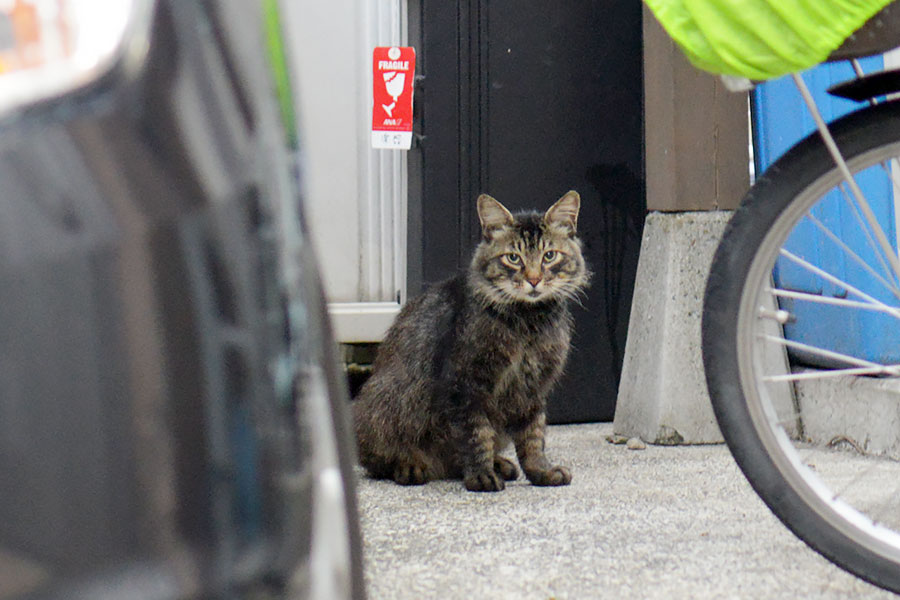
[571,287,589,308]
[552,284,587,310]
[565,292,587,310]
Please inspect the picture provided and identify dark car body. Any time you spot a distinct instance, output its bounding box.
[0,1,363,598]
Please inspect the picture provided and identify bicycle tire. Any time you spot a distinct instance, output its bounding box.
[704,99,900,593]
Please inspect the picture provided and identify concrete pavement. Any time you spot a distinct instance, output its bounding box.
[356,422,896,599]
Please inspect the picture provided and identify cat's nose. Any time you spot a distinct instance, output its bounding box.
[526,275,542,288]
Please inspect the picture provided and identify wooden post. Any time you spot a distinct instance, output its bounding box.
[643,4,749,212]
[614,7,752,443]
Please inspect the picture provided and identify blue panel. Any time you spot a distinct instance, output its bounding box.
[752,57,900,364]
[753,57,884,171]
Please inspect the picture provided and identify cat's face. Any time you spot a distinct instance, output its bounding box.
[470,191,590,306]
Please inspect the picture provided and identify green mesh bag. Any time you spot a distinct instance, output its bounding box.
[646,0,894,80]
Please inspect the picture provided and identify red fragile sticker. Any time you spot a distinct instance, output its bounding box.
[371,46,416,149]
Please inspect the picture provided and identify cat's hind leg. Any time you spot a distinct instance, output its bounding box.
[392,447,441,486]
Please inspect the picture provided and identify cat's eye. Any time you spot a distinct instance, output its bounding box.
[543,251,558,263]
[505,253,521,264]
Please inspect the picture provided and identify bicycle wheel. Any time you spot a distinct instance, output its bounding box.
[704,99,900,593]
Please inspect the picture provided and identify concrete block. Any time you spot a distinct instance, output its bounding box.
[614,211,731,445]
[796,370,900,459]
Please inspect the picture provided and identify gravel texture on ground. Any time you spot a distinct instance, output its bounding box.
[356,422,895,599]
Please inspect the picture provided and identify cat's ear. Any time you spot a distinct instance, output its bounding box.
[544,190,580,235]
[477,194,514,239]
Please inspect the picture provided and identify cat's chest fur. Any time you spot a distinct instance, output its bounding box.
[462,303,572,418]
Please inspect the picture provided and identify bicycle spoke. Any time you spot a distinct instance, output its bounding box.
[760,333,888,370]
[804,210,900,300]
[851,59,869,84]
[779,249,900,316]
[766,287,900,317]
[834,181,900,291]
[763,366,900,382]
[793,74,900,285]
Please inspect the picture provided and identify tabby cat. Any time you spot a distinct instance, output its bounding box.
[353,191,589,492]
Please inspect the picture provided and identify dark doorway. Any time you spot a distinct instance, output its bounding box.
[408,1,645,423]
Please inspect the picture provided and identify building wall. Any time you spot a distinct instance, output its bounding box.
[281,0,408,342]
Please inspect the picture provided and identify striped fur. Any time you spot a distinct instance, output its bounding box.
[353,192,589,491]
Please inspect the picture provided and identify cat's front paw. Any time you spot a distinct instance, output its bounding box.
[493,456,519,481]
[528,465,572,487]
[464,469,505,492]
